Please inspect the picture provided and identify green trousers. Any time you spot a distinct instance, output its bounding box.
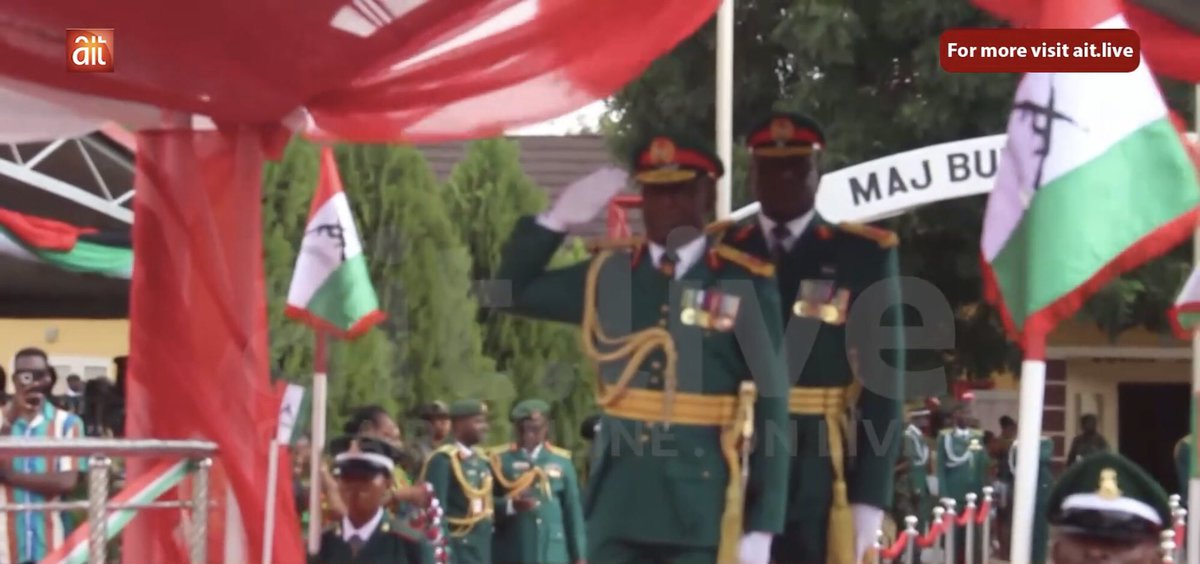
[588,535,715,564]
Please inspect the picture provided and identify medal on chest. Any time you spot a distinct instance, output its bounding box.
[793,266,850,325]
[680,288,740,332]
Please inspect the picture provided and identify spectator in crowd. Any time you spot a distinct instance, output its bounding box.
[0,347,85,564]
[59,375,85,415]
[342,405,430,513]
[292,433,346,529]
[992,415,1018,558]
[1066,414,1110,466]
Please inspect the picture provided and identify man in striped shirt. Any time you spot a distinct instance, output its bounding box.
[0,348,85,564]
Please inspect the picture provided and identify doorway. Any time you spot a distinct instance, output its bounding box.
[1117,383,1190,493]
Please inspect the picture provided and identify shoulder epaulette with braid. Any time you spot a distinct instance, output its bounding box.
[837,222,899,248]
[713,244,775,277]
[546,443,572,459]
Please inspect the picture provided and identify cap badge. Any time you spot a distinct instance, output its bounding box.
[770,117,795,144]
[1097,468,1122,500]
[649,137,677,165]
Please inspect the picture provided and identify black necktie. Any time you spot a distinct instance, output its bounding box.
[659,250,679,278]
[348,535,366,556]
[770,224,791,260]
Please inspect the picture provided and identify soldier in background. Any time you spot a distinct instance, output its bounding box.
[1047,451,1170,564]
[413,401,452,464]
[726,112,905,564]
[1174,434,1191,506]
[1009,436,1054,564]
[419,399,494,564]
[1066,414,1109,466]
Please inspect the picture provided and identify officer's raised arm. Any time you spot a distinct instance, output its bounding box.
[496,167,628,324]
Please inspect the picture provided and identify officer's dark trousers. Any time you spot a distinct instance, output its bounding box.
[588,536,716,564]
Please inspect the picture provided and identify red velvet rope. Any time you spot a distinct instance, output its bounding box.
[1176,522,1186,550]
[879,531,910,560]
[916,519,946,548]
[956,507,975,527]
[976,499,991,525]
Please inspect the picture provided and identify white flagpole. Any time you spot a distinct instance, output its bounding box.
[1188,83,1200,564]
[715,0,734,219]
[262,440,280,564]
[307,335,329,554]
[1009,358,1047,564]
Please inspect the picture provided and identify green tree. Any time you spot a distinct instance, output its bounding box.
[441,138,596,454]
[607,0,1197,382]
[262,141,503,435]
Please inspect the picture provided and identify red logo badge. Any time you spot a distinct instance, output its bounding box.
[67,29,114,73]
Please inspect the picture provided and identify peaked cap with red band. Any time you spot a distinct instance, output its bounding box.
[630,134,724,185]
[747,112,826,157]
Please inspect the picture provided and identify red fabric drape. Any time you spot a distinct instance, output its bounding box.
[126,127,302,564]
[972,0,1200,82]
[0,0,719,142]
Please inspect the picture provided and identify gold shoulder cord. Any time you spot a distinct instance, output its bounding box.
[581,251,679,424]
[445,454,494,537]
[488,453,551,499]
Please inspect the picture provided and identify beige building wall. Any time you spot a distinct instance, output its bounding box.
[0,319,128,394]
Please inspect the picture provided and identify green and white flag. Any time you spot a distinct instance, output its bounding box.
[981,6,1200,352]
[276,383,310,444]
[285,147,384,338]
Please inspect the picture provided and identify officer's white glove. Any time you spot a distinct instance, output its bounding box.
[738,531,773,564]
[852,504,884,564]
[538,166,628,232]
[926,476,939,496]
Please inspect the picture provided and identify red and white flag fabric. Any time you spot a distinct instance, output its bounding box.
[285,147,384,338]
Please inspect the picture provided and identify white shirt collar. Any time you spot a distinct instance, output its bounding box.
[456,441,474,457]
[524,444,543,459]
[648,235,706,280]
[955,427,970,437]
[758,210,815,253]
[341,509,384,542]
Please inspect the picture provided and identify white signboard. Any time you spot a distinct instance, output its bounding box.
[815,135,1005,223]
[729,132,1198,224]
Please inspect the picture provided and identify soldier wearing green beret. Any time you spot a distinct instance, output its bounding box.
[419,400,494,564]
[1047,451,1171,564]
[496,133,791,564]
[1008,435,1054,564]
[720,112,905,564]
[490,399,587,564]
[310,437,434,564]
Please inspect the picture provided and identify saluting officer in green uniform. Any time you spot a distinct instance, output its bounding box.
[491,399,587,564]
[721,112,905,564]
[496,133,791,564]
[1047,451,1172,564]
[419,400,494,564]
[310,437,433,564]
[1008,435,1054,564]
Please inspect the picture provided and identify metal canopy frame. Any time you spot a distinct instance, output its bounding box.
[0,131,135,225]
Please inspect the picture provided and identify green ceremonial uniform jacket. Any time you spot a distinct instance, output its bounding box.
[309,512,432,564]
[491,443,587,564]
[1176,435,1192,505]
[496,216,791,549]
[935,427,986,508]
[420,444,495,564]
[1008,436,1053,564]
[722,217,905,558]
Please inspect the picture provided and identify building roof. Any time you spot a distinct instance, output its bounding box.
[416,134,635,238]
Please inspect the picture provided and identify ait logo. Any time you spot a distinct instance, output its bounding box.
[330,0,427,37]
[66,29,114,72]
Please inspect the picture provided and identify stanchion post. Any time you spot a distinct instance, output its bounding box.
[87,455,111,564]
[904,515,919,564]
[191,457,212,564]
[965,493,977,564]
[932,506,946,564]
[1166,529,1179,564]
[1177,507,1189,564]
[981,486,993,564]
[944,499,957,564]
[876,529,887,563]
